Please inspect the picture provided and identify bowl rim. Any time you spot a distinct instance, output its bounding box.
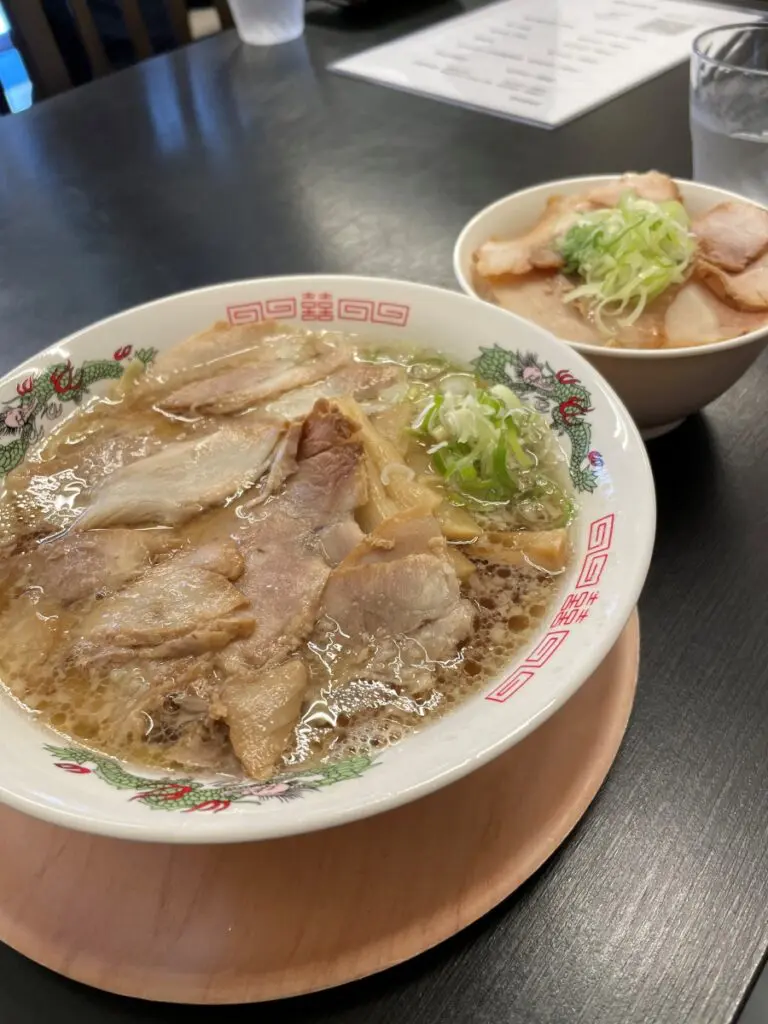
[453,174,768,360]
[0,274,656,843]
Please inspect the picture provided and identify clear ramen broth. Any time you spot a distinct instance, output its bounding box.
[0,321,574,780]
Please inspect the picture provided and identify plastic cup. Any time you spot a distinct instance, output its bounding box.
[228,0,304,46]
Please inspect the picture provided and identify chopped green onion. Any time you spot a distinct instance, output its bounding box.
[413,375,572,524]
[559,193,696,334]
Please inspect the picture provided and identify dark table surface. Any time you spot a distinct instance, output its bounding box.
[1,2,768,1022]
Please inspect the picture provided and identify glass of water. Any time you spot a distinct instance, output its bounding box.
[691,23,768,204]
[229,0,304,46]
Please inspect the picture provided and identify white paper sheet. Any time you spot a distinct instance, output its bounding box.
[331,0,761,129]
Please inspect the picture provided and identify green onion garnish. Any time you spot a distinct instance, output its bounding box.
[414,376,571,524]
[559,192,696,334]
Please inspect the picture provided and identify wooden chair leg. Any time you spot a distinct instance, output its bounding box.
[2,0,71,98]
[68,0,111,76]
[213,0,235,30]
[164,0,193,46]
[119,0,154,59]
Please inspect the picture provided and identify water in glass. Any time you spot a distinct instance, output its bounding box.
[691,24,768,205]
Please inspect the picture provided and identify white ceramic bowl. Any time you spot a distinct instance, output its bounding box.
[0,276,655,843]
[454,177,768,437]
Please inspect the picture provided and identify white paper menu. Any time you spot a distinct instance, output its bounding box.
[331,0,761,129]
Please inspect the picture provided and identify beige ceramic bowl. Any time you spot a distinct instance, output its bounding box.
[454,176,768,437]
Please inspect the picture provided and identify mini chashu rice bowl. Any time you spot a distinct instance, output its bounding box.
[454,176,768,438]
[0,276,654,843]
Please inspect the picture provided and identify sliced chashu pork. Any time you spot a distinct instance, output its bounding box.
[215,660,307,779]
[213,402,367,776]
[475,194,595,278]
[317,520,366,567]
[324,509,474,663]
[72,547,254,662]
[266,361,407,420]
[324,554,469,656]
[1,529,165,608]
[75,421,283,530]
[92,653,239,774]
[169,539,245,578]
[297,398,358,460]
[296,510,473,737]
[697,251,768,312]
[239,421,303,510]
[663,280,768,346]
[5,408,169,497]
[219,400,367,675]
[692,201,768,273]
[65,541,253,774]
[160,336,351,415]
[146,320,318,391]
[0,530,167,696]
[0,539,254,764]
[0,409,176,543]
[585,171,680,207]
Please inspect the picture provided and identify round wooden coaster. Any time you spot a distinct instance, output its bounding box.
[0,612,639,1004]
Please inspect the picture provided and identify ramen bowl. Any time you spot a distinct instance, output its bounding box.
[454,177,768,438]
[0,276,655,843]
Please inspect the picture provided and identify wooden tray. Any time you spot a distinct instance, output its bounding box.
[0,612,639,1004]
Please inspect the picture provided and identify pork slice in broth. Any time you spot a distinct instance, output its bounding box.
[664,280,768,346]
[0,528,172,701]
[215,660,307,779]
[297,399,359,461]
[0,532,150,699]
[5,409,165,494]
[692,201,768,273]
[75,421,284,530]
[2,529,164,608]
[0,409,178,545]
[585,171,680,207]
[92,654,238,773]
[146,320,318,390]
[61,544,255,772]
[323,553,472,660]
[316,520,365,567]
[171,539,244,579]
[219,401,367,675]
[160,337,351,415]
[696,251,768,312]
[72,551,255,661]
[239,421,302,510]
[322,509,474,664]
[339,506,447,568]
[475,195,595,278]
[266,361,407,420]
[224,513,331,673]
[291,512,474,759]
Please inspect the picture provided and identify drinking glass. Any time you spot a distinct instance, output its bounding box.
[691,23,768,204]
[229,0,304,46]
